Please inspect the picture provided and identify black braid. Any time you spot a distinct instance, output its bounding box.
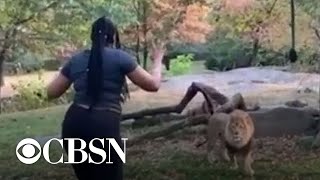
[87,16,130,107]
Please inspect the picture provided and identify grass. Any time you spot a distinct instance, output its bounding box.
[1,106,320,180]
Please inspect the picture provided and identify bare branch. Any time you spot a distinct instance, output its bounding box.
[313,27,320,41]
[266,0,278,15]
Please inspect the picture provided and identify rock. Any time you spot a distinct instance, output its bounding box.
[228,80,244,85]
[301,107,320,117]
[251,80,266,84]
[249,107,316,138]
[304,88,313,94]
[285,100,308,108]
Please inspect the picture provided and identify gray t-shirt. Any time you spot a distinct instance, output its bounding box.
[61,48,137,113]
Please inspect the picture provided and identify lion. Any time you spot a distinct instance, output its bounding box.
[206,110,255,176]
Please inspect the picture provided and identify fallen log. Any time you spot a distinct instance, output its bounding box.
[122,82,228,121]
[125,82,257,146]
[126,95,249,146]
[215,93,260,113]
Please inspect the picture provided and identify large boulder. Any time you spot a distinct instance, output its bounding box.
[250,107,319,138]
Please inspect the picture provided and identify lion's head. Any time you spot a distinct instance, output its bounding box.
[225,110,254,149]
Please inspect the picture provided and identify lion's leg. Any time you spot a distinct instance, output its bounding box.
[240,151,254,176]
[208,134,229,163]
[207,141,217,163]
[220,146,231,162]
[207,131,217,164]
[231,154,238,170]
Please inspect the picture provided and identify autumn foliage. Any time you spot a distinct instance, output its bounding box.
[175,3,212,43]
[123,0,213,45]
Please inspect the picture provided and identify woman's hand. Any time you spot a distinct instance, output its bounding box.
[126,40,166,92]
[150,41,166,64]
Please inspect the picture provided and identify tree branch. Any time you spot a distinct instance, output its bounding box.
[12,0,62,27]
[313,27,320,41]
[266,0,278,15]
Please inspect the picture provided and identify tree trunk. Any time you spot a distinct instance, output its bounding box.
[135,0,141,65]
[0,58,4,87]
[135,26,141,65]
[290,0,295,50]
[249,38,259,66]
[0,30,12,114]
[142,0,148,69]
[0,29,13,88]
[289,0,298,63]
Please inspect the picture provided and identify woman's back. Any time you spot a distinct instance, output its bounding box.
[62,48,137,113]
[45,16,166,180]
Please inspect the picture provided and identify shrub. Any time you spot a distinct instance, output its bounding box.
[3,62,21,75]
[205,37,252,71]
[167,54,194,76]
[204,57,220,71]
[255,47,287,66]
[3,73,74,113]
[292,47,320,73]
[14,52,44,74]
[11,77,47,110]
[165,42,211,61]
[43,59,62,71]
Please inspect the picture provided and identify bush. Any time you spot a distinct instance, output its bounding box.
[2,73,74,113]
[255,47,287,66]
[165,42,211,61]
[205,37,252,71]
[14,52,44,74]
[11,77,47,110]
[292,47,320,73]
[3,62,21,75]
[43,59,62,71]
[167,54,194,76]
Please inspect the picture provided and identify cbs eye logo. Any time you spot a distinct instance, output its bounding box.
[16,138,42,164]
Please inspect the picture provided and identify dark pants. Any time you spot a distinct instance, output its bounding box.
[61,104,123,180]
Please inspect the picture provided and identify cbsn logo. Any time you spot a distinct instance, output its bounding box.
[16,138,127,165]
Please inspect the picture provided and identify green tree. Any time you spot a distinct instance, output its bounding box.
[0,0,137,86]
[296,0,320,41]
[209,0,285,65]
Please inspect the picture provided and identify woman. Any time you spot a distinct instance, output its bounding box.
[46,16,165,180]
